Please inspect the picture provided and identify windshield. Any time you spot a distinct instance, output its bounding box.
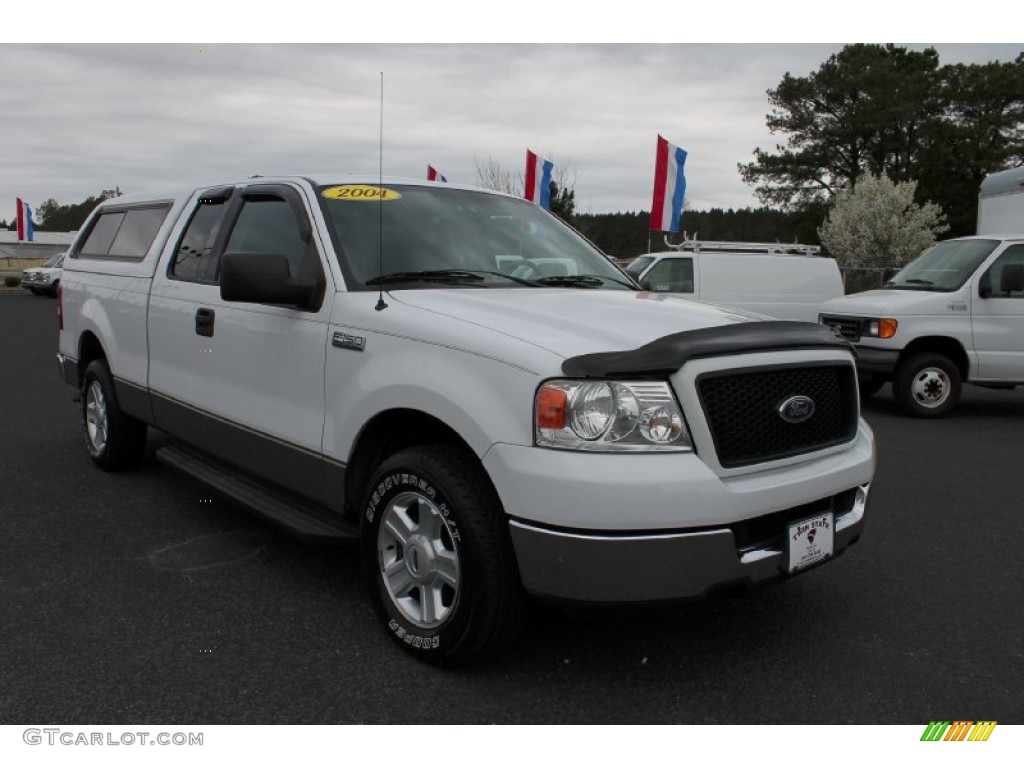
[44,253,65,268]
[625,255,655,277]
[885,239,998,291]
[318,184,631,290]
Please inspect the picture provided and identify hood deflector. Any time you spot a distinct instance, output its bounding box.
[561,321,851,378]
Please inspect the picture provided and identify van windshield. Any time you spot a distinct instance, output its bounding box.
[625,256,655,278]
[884,239,998,292]
[318,184,632,290]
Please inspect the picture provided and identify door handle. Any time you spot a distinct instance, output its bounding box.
[195,308,215,337]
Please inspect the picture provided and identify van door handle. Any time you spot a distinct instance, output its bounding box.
[195,308,215,337]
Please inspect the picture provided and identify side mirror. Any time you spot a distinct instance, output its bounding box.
[999,263,1024,294]
[219,252,315,307]
[640,278,654,291]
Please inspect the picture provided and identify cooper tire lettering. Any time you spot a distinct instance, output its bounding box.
[359,444,527,666]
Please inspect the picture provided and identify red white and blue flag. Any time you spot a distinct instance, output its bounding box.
[650,135,688,232]
[427,165,447,182]
[16,198,34,242]
[524,150,553,210]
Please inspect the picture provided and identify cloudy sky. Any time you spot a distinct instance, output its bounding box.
[3,39,1020,222]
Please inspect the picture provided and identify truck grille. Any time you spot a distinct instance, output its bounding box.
[697,363,858,468]
[820,315,862,342]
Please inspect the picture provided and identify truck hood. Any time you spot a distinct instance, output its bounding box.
[391,289,769,360]
[821,289,955,316]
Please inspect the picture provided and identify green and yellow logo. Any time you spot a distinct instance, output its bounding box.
[920,721,997,741]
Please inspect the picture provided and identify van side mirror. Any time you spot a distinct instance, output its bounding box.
[999,263,1024,294]
[219,251,316,308]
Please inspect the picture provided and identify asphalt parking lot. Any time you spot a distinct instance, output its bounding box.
[2,290,1022,724]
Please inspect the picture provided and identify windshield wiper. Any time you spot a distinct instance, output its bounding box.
[365,269,544,287]
[534,274,636,289]
[365,270,485,286]
[883,278,940,291]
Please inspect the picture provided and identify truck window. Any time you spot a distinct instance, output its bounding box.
[644,258,694,293]
[79,206,171,259]
[223,197,307,279]
[170,202,228,282]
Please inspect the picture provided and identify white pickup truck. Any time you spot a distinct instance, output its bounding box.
[57,176,875,665]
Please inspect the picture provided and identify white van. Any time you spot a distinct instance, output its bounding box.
[819,235,1024,417]
[626,246,844,322]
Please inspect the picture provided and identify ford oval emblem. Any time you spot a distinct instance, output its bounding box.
[778,395,815,424]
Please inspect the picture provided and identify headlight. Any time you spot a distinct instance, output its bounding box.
[535,380,691,452]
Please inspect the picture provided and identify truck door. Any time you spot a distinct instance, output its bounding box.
[972,244,1024,381]
[148,183,334,502]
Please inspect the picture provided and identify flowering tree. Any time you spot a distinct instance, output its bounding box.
[819,173,948,269]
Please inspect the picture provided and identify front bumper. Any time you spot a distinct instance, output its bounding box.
[853,346,900,377]
[484,423,874,603]
[508,484,869,603]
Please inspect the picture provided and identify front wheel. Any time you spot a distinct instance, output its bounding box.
[82,359,148,470]
[893,353,962,418]
[360,445,526,666]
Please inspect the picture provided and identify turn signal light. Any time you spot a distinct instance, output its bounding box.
[536,385,568,430]
[878,318,898,339]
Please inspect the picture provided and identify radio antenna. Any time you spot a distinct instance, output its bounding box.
[375,70,388,312]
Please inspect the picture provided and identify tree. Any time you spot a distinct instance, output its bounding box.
[474,156,520,196]
[474,155,578,223]
[35,195,106,231]
[741,45,1024,236]
[818,173,948,270]
[916,57,1024,236]
[740,45,942,209]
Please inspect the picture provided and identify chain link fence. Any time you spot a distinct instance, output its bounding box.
[839,267,901,294]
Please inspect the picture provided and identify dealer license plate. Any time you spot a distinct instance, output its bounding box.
[786,513,834,573]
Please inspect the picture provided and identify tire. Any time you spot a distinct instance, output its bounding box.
[858,377,885,400]
[82,359,148,470]
[360,445,527,666]
[49,281,59,297]
[893,353,962,418]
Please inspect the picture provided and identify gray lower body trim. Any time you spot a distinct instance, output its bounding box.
[150,392,345,513]
[854,346,900,376]
[508,487,868,603]
[113,378,154,424]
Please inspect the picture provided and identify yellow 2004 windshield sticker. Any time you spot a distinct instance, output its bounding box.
[321,185,402,201]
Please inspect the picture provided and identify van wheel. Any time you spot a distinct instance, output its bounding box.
[893,353,961,418]
[82,360,147,470]
[360,445,526,666]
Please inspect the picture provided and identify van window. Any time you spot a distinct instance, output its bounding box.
[982,245,1024,298]
[886,239,997,292]
[644,258,694,293]
[626,256,655,278]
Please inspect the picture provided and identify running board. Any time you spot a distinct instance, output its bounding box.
[155,443,358,542]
